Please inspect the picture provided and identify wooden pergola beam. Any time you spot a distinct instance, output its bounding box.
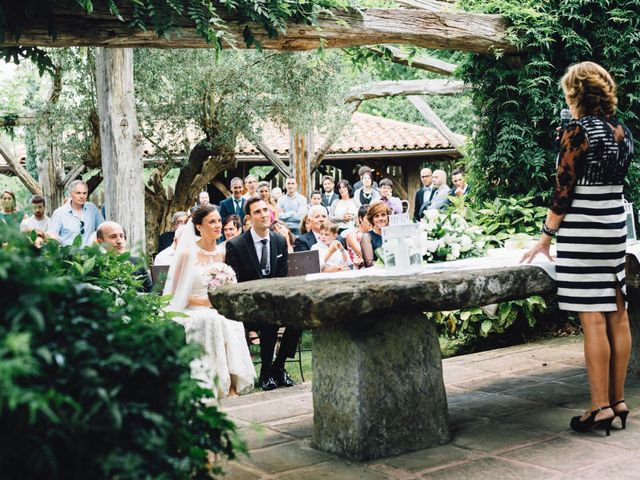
[345,79,470,103]
[0,2,514,53]
[367,46,457,76]
[407,95,465,152]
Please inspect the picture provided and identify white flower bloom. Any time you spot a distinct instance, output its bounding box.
[450,242,461,258]
[459,235,473,251]
[425,208,440,222]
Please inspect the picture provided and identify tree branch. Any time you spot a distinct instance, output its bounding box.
[311,101,361,171]
[366,46,456,76]
[245,133,292,178]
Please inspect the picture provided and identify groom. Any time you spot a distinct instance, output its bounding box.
[225,196,300,391]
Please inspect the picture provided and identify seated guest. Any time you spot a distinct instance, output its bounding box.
[450,168,471,198]
[345,205,371,269]
[97,221,153,292]
[270,220,295,253]
[311,221,351,272]
[198,191,210,206]
[219,177,246,222]
[329,180,358,234]
[320,175,339,208]
[354,171,380,207]
[257,181,281,222]
[294,205,328,252]
[20,195,49,233]
[218,214,243,255]
[154,225,185,266]
[360,202,391,268]
[0,190,25,226]
[158,211,188,253]
[378,178,403,214]
[271,186,283,202]
[299,214,310,236]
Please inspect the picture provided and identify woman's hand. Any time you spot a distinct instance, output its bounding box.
[520,235,554,264]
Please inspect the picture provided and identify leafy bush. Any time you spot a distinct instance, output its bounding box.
[468,195,547,246]
[0,225,243,479]
[459,0,640,206]
[431,296,548,355]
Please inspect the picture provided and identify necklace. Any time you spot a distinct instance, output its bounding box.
[198,246,218,257]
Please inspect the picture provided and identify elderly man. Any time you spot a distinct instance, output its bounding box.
[294,204,346,252]
[47,180,104,247]
[242,174,258,200]
[276,177,307,236]
[97,221,153,292]
[20,195,50,233]
[413,167,435,221]
[157,211,188,253]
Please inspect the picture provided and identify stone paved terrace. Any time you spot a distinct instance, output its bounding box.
[218,336,640,479]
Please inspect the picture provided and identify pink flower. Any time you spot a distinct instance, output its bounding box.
[202,263,237,289]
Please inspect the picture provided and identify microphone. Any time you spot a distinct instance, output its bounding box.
[560,108,572,129]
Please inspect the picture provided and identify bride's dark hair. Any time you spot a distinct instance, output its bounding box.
[191,204,220,236]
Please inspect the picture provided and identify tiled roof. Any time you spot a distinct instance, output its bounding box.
[236,112,456,156]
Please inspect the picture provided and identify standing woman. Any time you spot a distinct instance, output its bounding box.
[522,62,634,435]
[0,190,24,226]
[330,180,358,234]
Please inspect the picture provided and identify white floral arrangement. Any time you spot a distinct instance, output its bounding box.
[202,262,237,288]
[419,208,487,262]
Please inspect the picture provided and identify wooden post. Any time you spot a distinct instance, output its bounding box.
[289,130,314,197]
[95,48,145,255]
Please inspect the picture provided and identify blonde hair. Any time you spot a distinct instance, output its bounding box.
[561,61,617,118]
[318,220,339,235]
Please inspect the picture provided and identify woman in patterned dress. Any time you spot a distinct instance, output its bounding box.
[522,62,634,435]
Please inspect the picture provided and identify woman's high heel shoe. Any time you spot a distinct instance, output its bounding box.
[570,406,614,436]
[612,399,630,429]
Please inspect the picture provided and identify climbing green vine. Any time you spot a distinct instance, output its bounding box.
[458,0,640,205]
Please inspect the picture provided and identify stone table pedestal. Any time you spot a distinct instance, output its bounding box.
[312,312,449,460]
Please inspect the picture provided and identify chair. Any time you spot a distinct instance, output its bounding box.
[150,265,170,293]
[248,250,321,383]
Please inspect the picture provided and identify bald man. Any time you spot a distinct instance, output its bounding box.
[414,167,434,221]
[97,221,153,292]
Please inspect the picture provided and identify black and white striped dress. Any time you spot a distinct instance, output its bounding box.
[553,116,634,312]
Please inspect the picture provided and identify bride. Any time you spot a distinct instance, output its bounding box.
[163,204,255,397]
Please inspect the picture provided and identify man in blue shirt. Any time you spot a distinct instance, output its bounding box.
[47,180,104,247]
[276,177,307,236]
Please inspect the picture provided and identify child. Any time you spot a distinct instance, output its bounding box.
[311,221,351,272]
[309,190,323,207]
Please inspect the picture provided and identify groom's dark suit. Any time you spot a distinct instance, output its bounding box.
[225,229,300,387]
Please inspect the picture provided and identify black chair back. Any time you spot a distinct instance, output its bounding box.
[151,265,170,292]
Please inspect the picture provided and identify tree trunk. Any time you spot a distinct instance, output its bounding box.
[95,47,145,255]
[34,128,65,213]
[2,2,514,53]
[290,131,313,197]
[144,142,237,254]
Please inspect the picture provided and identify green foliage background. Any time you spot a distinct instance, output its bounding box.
[0,226,242,479]
[458,0,640,205]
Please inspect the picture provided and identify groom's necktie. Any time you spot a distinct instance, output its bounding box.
[259,239,270,276]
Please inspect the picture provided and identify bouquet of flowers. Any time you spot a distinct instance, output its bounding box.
[419,207,487,262]
[201,262,237,288]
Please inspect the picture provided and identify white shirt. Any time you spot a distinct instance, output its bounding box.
[20,214,50,232]
[154,245,175,266]
[250,228,271,274]
[311,241,351,269]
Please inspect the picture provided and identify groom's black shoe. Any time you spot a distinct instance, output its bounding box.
[259,375,278,391]
[273,368,296,388]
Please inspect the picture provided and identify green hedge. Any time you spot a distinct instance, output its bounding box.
[0,226,242,479]
[459,0,640,205]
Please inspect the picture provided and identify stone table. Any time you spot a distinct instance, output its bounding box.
[210,265,556,460]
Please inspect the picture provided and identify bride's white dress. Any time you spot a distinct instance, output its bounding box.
[175,259,256,397]
[163,221,256,398]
